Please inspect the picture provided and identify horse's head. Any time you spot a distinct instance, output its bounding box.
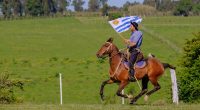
[96,37,114,58]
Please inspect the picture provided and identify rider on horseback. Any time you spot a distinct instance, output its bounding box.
[124,21,143,81]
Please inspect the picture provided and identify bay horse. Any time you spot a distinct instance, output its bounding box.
[96,37,175,104]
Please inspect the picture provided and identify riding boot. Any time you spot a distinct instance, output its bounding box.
[128,49,138,82]
[129,67,136,82]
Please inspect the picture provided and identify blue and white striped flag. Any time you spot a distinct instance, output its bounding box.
[108,16,142,33]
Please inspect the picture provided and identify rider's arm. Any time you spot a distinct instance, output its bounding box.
[124,39,136,47]
[125,31,142,47]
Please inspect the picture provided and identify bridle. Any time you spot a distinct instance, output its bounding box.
[101,42,123,78]
[104,42,120,59]
[105,42,113,53]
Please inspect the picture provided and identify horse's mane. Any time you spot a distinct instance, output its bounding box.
[111,43,120,52]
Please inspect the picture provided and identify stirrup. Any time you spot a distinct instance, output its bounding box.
[129,75,136,82]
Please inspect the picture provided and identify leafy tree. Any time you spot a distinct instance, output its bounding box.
[2,0,12,19]
[20,0,27,16]
[179,32,200,103]
[143,0,156,8]
[13,0,23,17]
[123,1,140,12]
[99,0,108,16]
[88,0,100,12]
[0,73,24,104]
[57,0,71,15]
[101,3,108,16]
[0,0,2,8]
[47,0,57,14]
[100,0,107,6]
[192,3,200,15]
[155,0,160,9]
[158,0,174,11]
[123,1,130,12]
[72,0,85,12]
[109,6,121,11]
[42,0,50,16]
[26,0,43,16]
[174,0,193,16]
[192,0,200,4]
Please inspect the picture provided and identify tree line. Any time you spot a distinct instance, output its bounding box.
[0,0,199,18]
[1,0,70,18]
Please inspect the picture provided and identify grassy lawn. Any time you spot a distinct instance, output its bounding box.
[0,16,199,105]
[0,104,200,110]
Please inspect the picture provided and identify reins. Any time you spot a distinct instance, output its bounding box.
[111,58,123,78]
[105,42,120,59]
[105,42,123,78]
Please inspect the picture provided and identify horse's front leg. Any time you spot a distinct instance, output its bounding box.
[100,79,114,101]
[116,81,129,98]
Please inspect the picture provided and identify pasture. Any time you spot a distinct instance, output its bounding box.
[0,16,199,109]
[0,103,200,110]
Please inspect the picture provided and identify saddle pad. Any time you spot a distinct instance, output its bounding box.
[123,61,129,69]
[135,60,146,68]
[123,60,146,69]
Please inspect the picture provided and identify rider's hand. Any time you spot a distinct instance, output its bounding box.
[124,39,130,45]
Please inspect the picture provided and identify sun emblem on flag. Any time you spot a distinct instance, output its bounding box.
[113,20,119,25]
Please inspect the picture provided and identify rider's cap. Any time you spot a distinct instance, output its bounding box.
[130,21,138,30]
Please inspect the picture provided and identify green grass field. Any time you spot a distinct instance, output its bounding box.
[0,104,200,110]
[0,16,200,109]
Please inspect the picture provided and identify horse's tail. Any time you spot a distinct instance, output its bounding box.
[162,63,176,70]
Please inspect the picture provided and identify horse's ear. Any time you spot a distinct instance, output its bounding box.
[107,37,113,43]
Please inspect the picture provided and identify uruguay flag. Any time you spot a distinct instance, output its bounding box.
[108,16,142,33]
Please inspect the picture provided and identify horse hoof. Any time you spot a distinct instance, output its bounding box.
[144,95,149,102]
[130,101,136,105]
[130,98,137,105]
[100,95,105,101]
[127,94,133,99]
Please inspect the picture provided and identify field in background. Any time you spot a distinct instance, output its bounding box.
[0,16,199,106]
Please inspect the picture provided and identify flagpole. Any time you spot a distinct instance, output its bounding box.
[118,33,126,41]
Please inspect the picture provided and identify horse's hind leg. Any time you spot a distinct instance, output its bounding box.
[116,81,129,98]
[144,78,161,101]
[100,79,114,101]
[130,75,149,104]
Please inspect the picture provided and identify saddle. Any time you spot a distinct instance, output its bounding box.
[120,49,147,69]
